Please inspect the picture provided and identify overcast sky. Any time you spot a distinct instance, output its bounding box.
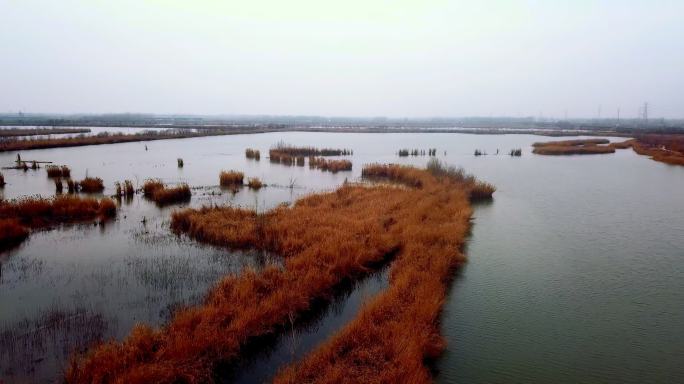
[1,0,682,118]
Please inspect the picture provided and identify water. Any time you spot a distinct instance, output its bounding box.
[1,132,683,383]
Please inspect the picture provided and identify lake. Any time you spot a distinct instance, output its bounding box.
[1,132,682,383]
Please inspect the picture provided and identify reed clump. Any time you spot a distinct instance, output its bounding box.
[309,157,353,173]
[141,179,190,205]
[509,148,522,156]
[142,179,164,197]
[67,179,77,194]
[532,138,616,155]
[114,180,135,198]
[398,148,436,157]
[247,177,263,190]
[65,163,493,383]
[55,178,63,194]
[177,158,184,168]
[630,135,684,166]
[245,148,261,160]
[0,218,29,248]
[0,172,5,187]
[0,195,116,250]
[46,165,71,178]
[78,177,105,193]
[219,170,244,186]
[269,143,352,165]
[151,184,192,206]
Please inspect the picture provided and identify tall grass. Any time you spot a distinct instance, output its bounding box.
[142,179,164,197]
[309,157,352,173]
[531,138,619,155]
[628,135,684,166]
[114,181,135,197]
[65,165,493,383]
[247,177,263,190]
[78,177,105,193]
[219,170,244,186]
[0,195,116,250]
[46,165,71,178]
[0,218,29,249]
[245,148,261,160]
[398,148,436,157]
[141,179,189,205]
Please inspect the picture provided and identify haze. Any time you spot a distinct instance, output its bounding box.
[1,0,682,118]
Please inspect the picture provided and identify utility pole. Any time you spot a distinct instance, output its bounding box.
[617,107,620,126]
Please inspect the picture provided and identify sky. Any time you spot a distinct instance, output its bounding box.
[1,0,682,118]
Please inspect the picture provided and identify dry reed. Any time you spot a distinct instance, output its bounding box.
[78,177,105,193]
[309,157,352,173]
[247,177,263,189]
[630,135,684,166]
[65,163,492,384]
[245,148,261,160]
[46,165,71,178]
[0,196,116,250]
[532,138,616,155]
[219,171,244,186]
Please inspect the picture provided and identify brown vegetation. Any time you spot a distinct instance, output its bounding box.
[115,180,135,198]
[309,157,353,173]
[631,135,684,166]
[219,170,244,186]
[65,162,493,383]
[0,218,29,248]
[245,148,261,160]
[247,177,263,190]
[398,148,436,156]
[0,196,116,250]
[141,179,191,205]
[0,127,91,137]
[78,177,105,193]
[532,138,616,155]
[45,165,71,178]
[0,129,258,152]
[269,144,352,166]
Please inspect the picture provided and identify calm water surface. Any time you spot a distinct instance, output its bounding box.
[0,132,682,383]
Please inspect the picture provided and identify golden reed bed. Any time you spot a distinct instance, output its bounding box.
[65,161,493,384]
